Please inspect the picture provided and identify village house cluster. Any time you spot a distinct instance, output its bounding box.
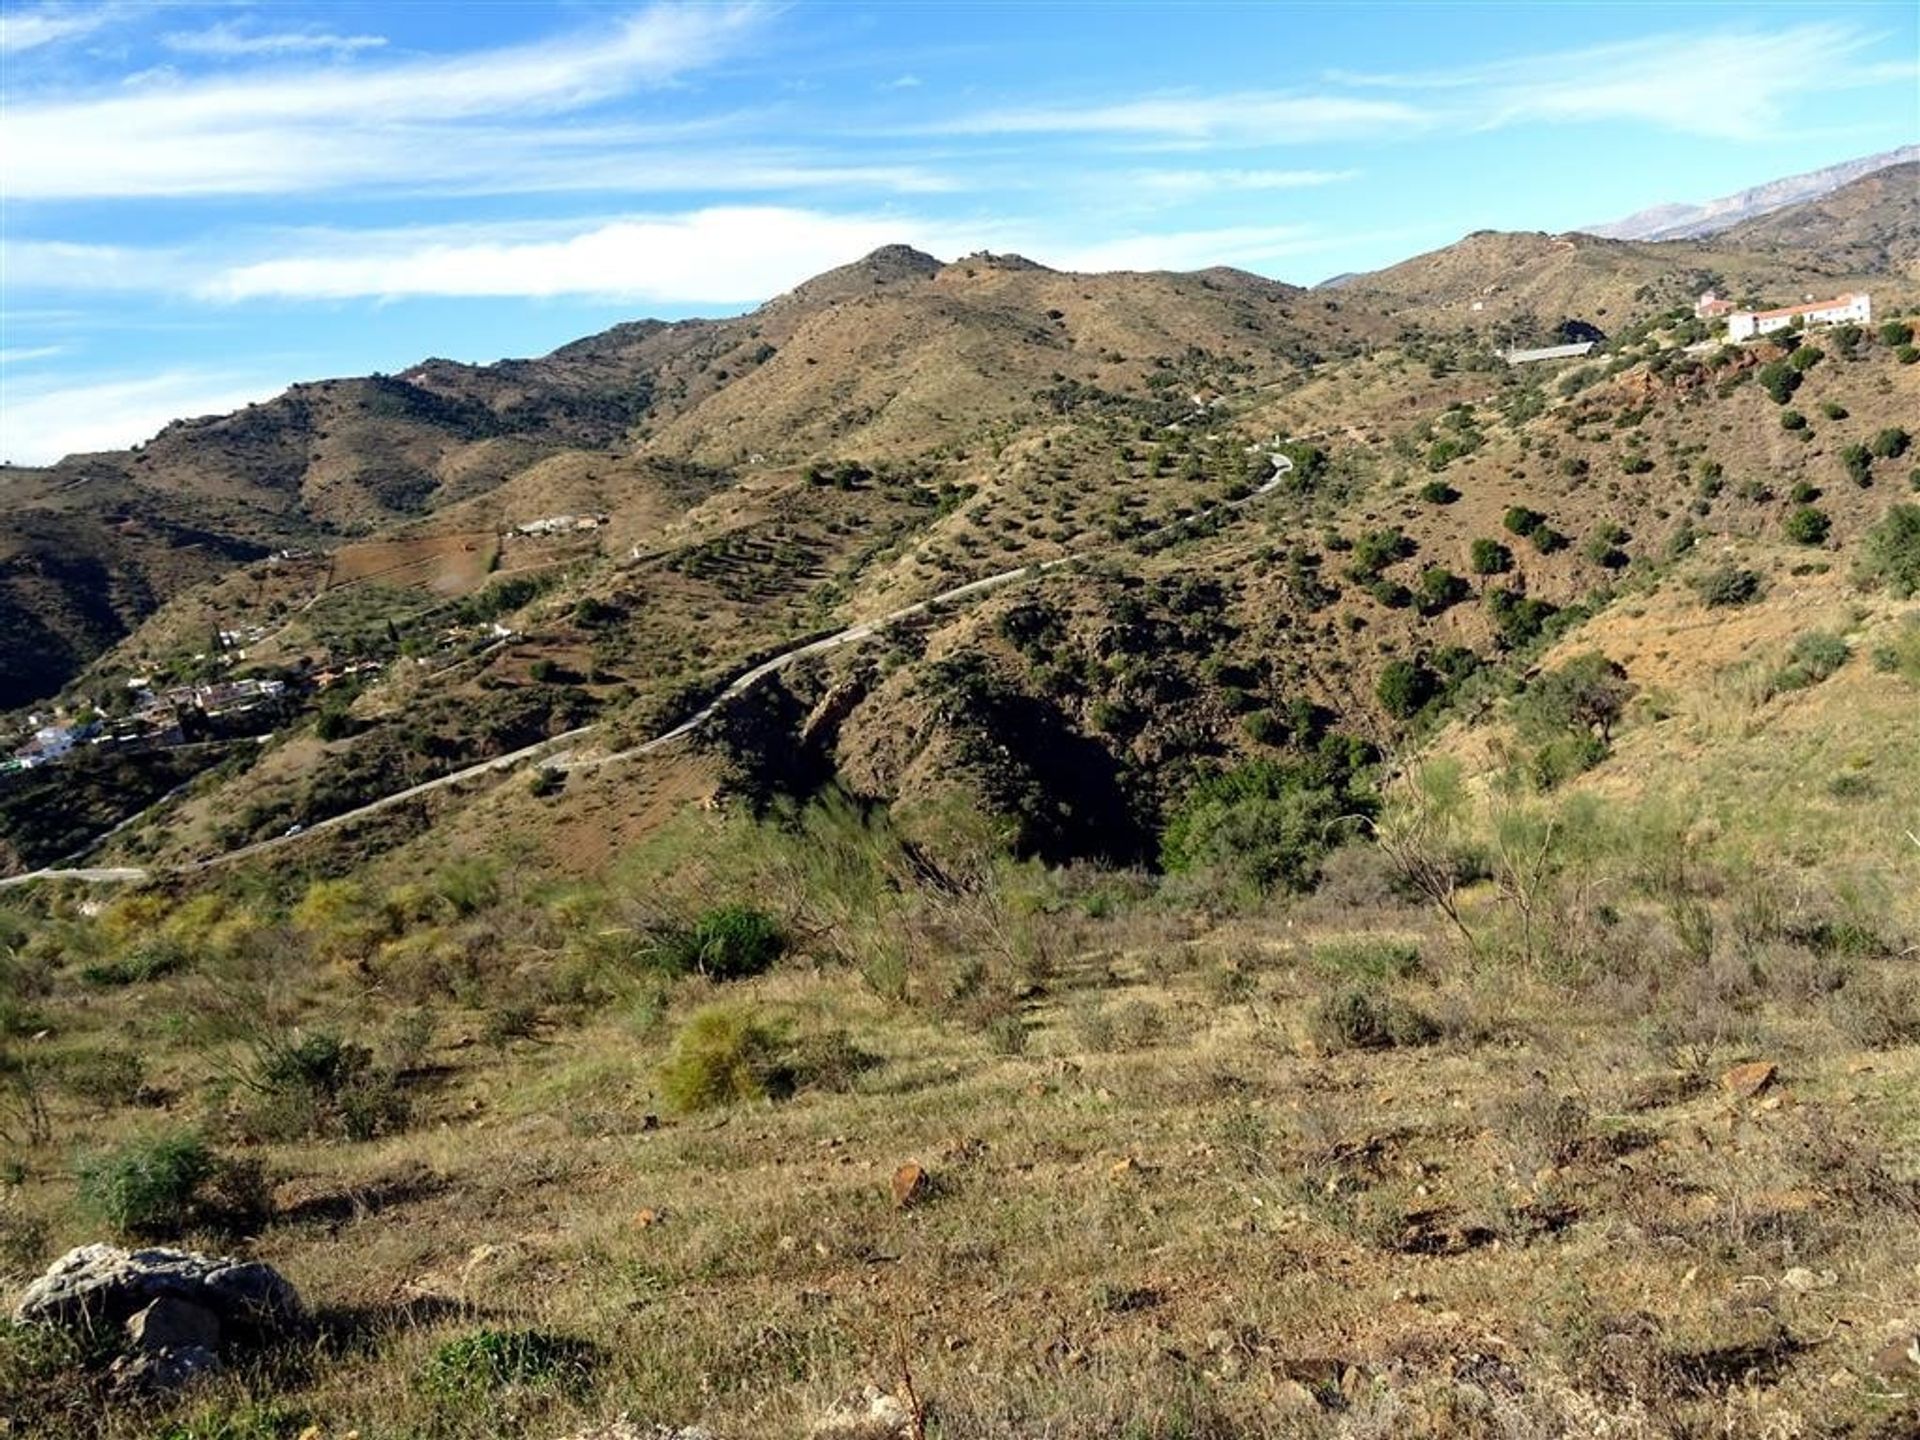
[3,677,289,775]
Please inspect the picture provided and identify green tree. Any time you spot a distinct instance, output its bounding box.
[1517,651,1635,745]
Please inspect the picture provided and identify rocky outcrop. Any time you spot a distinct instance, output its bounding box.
[13,1243,304,1395]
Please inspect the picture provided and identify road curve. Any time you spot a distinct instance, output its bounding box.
[1,436,1316,888]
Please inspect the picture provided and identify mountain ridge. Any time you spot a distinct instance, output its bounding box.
[1585,144,1919,241]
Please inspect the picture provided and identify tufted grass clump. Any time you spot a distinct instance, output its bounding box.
[1311,985,1439,1052]
[421,1328,598,1399]
[1311,936,1423,982]
[656,1004,790,1112]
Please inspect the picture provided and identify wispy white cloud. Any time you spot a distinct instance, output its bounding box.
[1,3,776,198]
[939,93,1427,142]
[162,21,389,58]
[9,207,1379,308]
[938,23,1904,147]
[0,346,68,365]
[1132,168,1358,196]
[1048,224,1337,273]
[0,3,111,53]
[0,370,287,465]
[198,210,983,304]
[1339,23,1895,139]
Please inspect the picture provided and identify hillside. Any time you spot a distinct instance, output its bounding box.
[1334,228,1893,335]
[4,166,1920,1439]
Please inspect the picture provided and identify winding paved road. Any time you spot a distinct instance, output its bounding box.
[1,438,1312,889]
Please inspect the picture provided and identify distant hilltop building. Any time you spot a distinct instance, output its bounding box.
[1694,291,1735,319]
[1725,292,1871,343]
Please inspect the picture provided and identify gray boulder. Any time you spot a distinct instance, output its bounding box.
[13,1244,304,1397]
[13,1243,303,1338]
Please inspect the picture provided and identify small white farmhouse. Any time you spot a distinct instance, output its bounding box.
[1726,292,1871,342]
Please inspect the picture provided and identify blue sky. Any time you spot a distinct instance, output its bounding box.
[2,1,1915,464]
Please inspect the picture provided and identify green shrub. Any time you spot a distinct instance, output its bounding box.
[51,1048,144,1107]
[652,904,785,981]
[1311,986,1438,1051]
[1470,538,1513,575]
[1160,747,1372,895]
[242,1030,408,1142]
[1871,618,1920,682]
[1820,401,1848,420]
[1418,479,1458,504]
[1783,506,1831,545]
[1774,631,1849,691]
[656,1005,790,1111]
[1486,588,1560,648]
[422,1329,598,1398]
[1516,651,1634,745]
[79,937,188,988]
[1527,732,1608,789]
[1415,567,1469,615]
[1693,566,1764,608]
[1879,320,1914,348]
[1857,504,1920,597]
[75,1134,216,1237]
[1779,409,1806,432]
[1376,659,1438,719]
[1757,359,1800,404]
[1841,444,1872,487]
[1503,506,1546,537]
[1870,426,1910,460]
[1529,526,1569,554]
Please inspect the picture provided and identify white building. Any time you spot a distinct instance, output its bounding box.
[1501,340,1597,364]
[1726,292,1871,343]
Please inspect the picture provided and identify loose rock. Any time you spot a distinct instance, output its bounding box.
[1721,1061,1778,1099]
[811,1385,915,1440]
[891,1162,930,1209]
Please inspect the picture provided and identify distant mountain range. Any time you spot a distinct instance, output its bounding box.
[1585,145,1919,242]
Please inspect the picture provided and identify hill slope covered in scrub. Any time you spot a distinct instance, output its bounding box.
[2,178,1920,1440]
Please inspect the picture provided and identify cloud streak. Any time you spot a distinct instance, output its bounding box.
[1338,23,1892,139]
[0,3,111,53]
[0,369,290,465]
[2,3,773,198]
[940,93,1427,142]
[162,22,389,58]
[9,207,1375,308]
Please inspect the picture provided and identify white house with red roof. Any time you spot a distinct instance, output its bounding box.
[1726,292,1871,343]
